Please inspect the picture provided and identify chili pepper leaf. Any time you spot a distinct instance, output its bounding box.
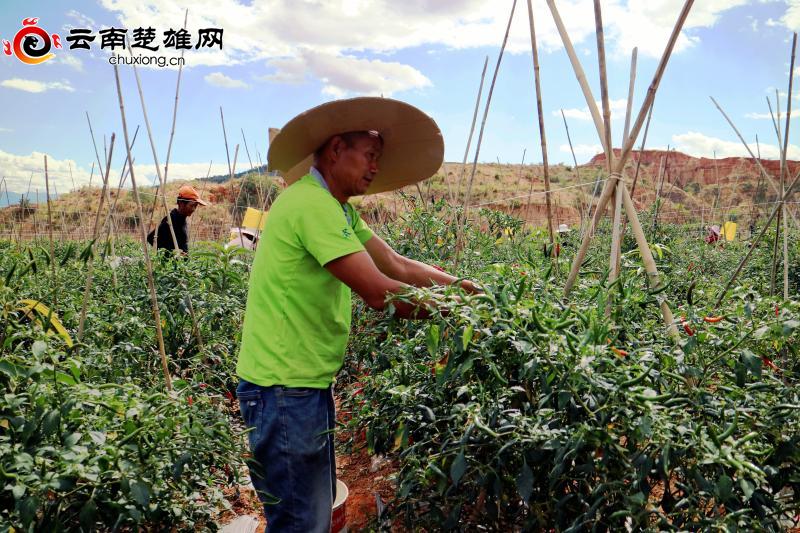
[516,460,534,502]
[450,451,467,487]
[738,478,754,500]
[130,479,151,507]
[79,499,97,530]
[716,475,733,502]
[426,324,440,358]
[462,325,473,352]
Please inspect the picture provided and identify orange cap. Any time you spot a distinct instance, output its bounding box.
[177,185,210,206]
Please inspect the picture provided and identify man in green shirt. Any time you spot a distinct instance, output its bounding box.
[236,97,478,531]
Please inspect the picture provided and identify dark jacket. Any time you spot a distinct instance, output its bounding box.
[147,208,189,253]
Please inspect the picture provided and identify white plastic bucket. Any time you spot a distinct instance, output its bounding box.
[331,479,349,533]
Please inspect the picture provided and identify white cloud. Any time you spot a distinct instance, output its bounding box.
[65,9,97,29]
[671,131,800,159]
[745,109,800,119]
[0,148,231,195]
[0,150,90,194]
[559,143,603,159]
[53,54,85,72]
[0,78,75,93]
[263,50,432,96]
[0,127,12,133]
[130,162,230,185]
[555,98,629,122]
[96,0,744,93]
[204,72,250,89]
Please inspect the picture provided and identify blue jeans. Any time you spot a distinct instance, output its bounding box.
[237,379,336,532]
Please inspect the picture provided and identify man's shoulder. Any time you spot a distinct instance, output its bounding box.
[273,177,336,212]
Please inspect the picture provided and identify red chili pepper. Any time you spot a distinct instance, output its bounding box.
[224,390,234,402]
[199,382,207,389]
[681,316,694,336]
[610,346,628,357]
[187,395,194,406]
[703,316,724,323]
[762,357,779,372]
[775,305,780,317]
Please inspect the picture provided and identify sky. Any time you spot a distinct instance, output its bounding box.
[2,0,800,196]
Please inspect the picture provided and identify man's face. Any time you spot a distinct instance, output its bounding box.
[331,134,383,197]
[177,200,199,217]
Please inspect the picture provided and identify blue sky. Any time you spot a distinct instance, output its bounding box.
[2,0,800,195]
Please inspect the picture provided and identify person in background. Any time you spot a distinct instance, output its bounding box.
[147,185,210,254]
[225,227,259,251]
[705,224,721,245]
[236,97,479,531]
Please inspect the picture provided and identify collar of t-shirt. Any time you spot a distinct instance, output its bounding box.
[309,166,352,226]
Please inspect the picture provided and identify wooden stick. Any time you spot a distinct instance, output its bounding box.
[620,184,680,340]
[455,56,489,203]
[43,156,57,310]
[113,63,172,390]
[557,0,694,297]
[549,0,690,340]
[560,109,585,232]
[78,134,115,342]
[86,114,120,288]
[621,75,651,242]
[613,47,638,270]
[593,0,621,296]
[525,0,556,262]
[545,0,607,151]
[129,49,180,252]
[716,160,800,307]
[454,0,516,269]
[780,33,796,300]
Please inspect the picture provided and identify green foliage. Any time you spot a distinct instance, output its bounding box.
[0,239,248,529]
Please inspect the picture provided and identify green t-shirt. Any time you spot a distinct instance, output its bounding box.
[236,173,373,388]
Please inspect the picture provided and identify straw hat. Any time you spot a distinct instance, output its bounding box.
[267,97,444,194]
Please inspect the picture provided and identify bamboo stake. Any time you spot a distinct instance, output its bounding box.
[780,34,796,300]
[113,63,172,391]
[710,96,799,227]
[622,85,652,243]
[593,0,621,297]
[455,56,489,203]
[43,156,57,311]
[78,134,115,342]
[129,49,180,253]
[560,110,585,232]
[557,0,694,299]
[769,94,782,296]
[525,0,556,264]
[144,11,189,236]
[454,0,516,269]
[715,166,800,308]
[86,114,120,288]
[613,47,638,274]
[545,0,607,151]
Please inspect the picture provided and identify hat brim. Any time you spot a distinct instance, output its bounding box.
[179,196,210,206]
[267,97,444,195]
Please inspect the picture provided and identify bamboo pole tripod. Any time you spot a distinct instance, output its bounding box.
[547,0,695,341]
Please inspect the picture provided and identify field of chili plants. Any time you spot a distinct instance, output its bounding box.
[1,199,799,531]
[342,202,800,531]
[0,240,250,530]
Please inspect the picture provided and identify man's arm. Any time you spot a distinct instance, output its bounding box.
[324,251,432,319]
[363,234,480,293]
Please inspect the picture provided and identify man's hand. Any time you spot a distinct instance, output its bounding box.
[324,251,431,319]
[364,235,481,293]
